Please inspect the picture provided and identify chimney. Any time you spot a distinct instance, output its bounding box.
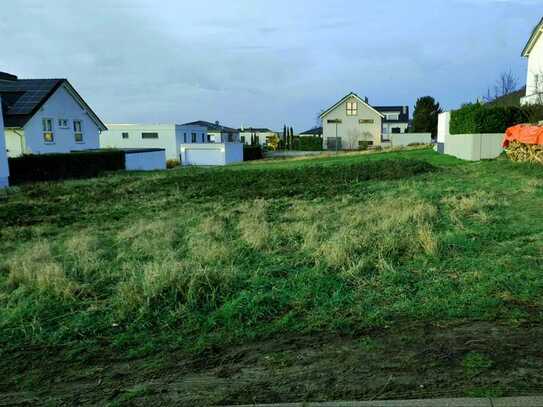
[364,97,369,103]
[0,72,17,81]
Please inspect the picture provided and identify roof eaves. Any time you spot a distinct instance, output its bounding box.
[522,17,543,57]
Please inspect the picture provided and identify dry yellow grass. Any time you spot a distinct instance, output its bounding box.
[238,199,272,250]
[6,241,76,299]
[441,191,500,226]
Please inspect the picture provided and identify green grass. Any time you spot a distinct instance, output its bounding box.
[1,147,543,357]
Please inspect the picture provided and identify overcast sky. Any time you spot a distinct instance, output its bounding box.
[1,0,541,130]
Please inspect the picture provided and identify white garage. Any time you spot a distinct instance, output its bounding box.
[180,143,243,166]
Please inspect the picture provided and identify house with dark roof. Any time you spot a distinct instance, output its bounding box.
[374,106,410,139]
[182,120,240,143]
[299,126,322,137]
[238,126,277,146]
[0,71,106,157]
[0,96,8,187]
[521,17,543,105]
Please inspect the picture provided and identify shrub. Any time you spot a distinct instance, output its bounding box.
[358,141,371,150]
[243,145,264,161]
[166,159,180,169]
[450,103,530,134]
[292,136,323,151]
[8,150,125,184]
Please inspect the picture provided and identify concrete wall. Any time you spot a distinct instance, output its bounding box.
[0,97,9,188]
[17,85,100,157]
[125,149,167,171]
[437,112,451,153]
[180,143,243,166]
[444,133,504,161]
[322,95,383,149]
[523,28,543,105]
[390,133,431,147]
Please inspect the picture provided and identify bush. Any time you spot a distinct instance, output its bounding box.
[450,103,535,134]
[292,136,323,151]
[8,150,125,185]
[166,159,180,169]
[243,145,264,161]
[358,141,371,151]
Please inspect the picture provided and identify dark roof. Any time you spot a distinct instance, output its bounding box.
[373,106,409,123]
[238,127,273,133]
[0,72,106,130]
[320,92,384,118]
[300,126,322,135]
[522,17,543,57]
[182,120,238,133]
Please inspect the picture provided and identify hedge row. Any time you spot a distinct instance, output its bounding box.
[243,145,264,161]
[450,103,543,134]
[8,150,125,185]
[292,136,323,151]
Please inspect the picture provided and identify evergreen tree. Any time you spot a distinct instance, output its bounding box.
[412,96,442,137]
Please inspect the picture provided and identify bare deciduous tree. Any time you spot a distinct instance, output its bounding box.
[483,69,519,102]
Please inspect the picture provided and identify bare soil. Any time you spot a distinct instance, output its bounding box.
[2,322,543,406]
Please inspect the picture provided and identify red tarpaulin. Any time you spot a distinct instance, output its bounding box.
[502,124,543,148]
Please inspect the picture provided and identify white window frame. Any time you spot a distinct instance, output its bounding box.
[73,120,84,143]
[58,118,69,129]
[346,101,358,116]
[42,118,54,143]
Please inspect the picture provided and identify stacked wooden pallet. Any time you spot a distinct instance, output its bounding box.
[506,140,543,164]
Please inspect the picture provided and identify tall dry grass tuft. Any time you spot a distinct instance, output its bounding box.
[441,191,500,226]
[188,215,234,264]
[115,259,238,318]
[116,219,178,261]
[6,241,76,299]
[238,199,272,250]
[307,197,439,271]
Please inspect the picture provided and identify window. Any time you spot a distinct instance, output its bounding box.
[73,120,84,143]
[142,132,159,139]
[327,119,342,124]
[346,101,358,116]
[241,135,246,143]
[207,134,211,142]
[42,118,54,143]
[191,132,197,143]
[58,119,69,128]
[183,133,187,143]
[227,133,233,142]
[202,133,206,143]
[386,113,399,120]
[122,132,129,139]
[359,119,374,124]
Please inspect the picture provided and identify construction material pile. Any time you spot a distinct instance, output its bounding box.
[503,124,543,164]
[506,140,543,164]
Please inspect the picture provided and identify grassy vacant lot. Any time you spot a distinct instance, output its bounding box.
[1,147,543,405]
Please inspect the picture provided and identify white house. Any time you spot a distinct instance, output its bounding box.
[100,123,208,161]
[183,120,240,143]
[238,127,277,146]
[0,72,106,157]
[521,17,543,106]
[374,106,410,139]
[320,92,384,149]
[0,96,8,188]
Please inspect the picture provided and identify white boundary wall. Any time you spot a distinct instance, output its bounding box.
[0,97,9,188]
[444,133,504,161]
[390,133,431,147]
[125,149,166,171]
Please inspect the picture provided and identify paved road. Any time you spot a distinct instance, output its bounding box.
[228,396,543,407]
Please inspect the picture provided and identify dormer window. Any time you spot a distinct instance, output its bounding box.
[346,101,358,116]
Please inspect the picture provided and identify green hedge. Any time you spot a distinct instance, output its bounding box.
[243,145,264,161]
[450,103,543,134]
[292,136,323,151]
[9,150,126,185]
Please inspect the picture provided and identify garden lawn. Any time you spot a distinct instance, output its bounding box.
[1,147,543,405]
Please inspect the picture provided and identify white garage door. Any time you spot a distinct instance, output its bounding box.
[185,148,224,166]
